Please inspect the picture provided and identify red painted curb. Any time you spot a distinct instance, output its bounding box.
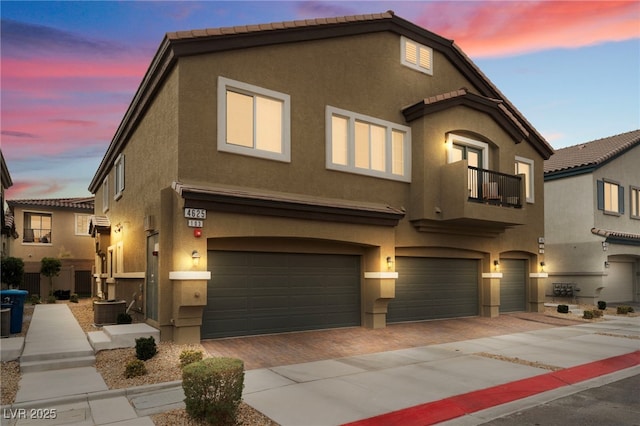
[343,350,640,426]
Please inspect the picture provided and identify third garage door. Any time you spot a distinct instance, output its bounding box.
[388,257,479,323]
[203,251,361,339]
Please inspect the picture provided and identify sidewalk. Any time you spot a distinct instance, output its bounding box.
[0,304,638,425]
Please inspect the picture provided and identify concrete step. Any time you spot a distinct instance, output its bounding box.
[20,347,95,364]
[20,355,96,373]
[88,323,160,353]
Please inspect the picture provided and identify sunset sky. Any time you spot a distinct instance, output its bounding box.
[2,1,639,199]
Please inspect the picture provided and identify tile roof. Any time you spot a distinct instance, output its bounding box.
[592,227,640,243]
[544,129,640,175]
[7,197,94,211]
[165,11,395,41]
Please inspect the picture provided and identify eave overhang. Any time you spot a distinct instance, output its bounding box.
[173,182,405,227]
[89,215,111,237]
[402,89,529,145]
[591,227,640,247]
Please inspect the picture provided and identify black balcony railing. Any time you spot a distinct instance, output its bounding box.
[467,166,522,208]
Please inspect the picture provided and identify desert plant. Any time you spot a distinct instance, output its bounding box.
[182,357,244,425]
[117,313,132,324]
[46,295,57,304]
[69,293,79,303]
[40,257,62,297]
[135,336,157,361]
[179,349,204,369]
[597,300,607,310]
[124,359,147,378]
[28,294,41,305]
[583,310,594,319]
[1,257,24,289]
[557,304,569,314]
[616,306,635,315]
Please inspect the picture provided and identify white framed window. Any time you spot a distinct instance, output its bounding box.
[326,106,411,182]
[401,36,433,75]
[75,214,91,236]
[446,134,489,169]
[630,186,639,219]
[515,156,535,203]
[217,77,291,162]
[22,211,52,244]
[102,177,109,213]
[114,154,125,200]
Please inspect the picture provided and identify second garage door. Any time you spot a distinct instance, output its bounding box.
[499,259,527,312]
[203,251,361,339]
[388,257,479,323]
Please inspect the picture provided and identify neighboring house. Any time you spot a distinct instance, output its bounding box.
[1,150,14,257]
[88,11,554,344]
[544,130,640,303]
[6,198,95,297]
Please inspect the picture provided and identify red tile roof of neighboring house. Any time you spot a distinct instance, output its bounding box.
[544,129,640,176]
[7,197,94,211]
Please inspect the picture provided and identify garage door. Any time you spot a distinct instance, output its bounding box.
[500,259,526,312]
[387,258,479,323]
[602,261,634,302]
[203,251,361,339]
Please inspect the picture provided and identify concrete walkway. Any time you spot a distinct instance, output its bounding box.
[0,305,638,425]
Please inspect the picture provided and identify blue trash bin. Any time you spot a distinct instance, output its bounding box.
[0,290,29,334]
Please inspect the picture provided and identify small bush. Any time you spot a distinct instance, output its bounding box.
[117,313,132,324]
[179,349,204,369]
[617,306,635,315]
[124,359,147,378]
[29,295,41,305]
[557,304,569,314]
[135,336,157,361]
[183,357,244,425]
[597,300,607,310]
[46,295,57,304]
[583,310,594,319]
[69,293,79,303]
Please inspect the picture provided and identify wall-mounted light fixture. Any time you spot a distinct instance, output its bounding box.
[602,241,609,251]
[386,256,394,270]
[493,260,500,271]
[114,223,123,233]
[539,261,545,273]
[604,261,610,268]
[191,250,201,266]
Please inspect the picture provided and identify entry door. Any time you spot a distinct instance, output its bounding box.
[146,234,158,321]
[453,144,483,198]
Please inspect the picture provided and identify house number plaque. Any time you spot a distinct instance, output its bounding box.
[184,208,207,219]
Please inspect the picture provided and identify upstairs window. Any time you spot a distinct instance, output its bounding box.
[114,154,125,200]
[23,212,52,244]
[326,106,411,182]
[515,157,535,203]
[217,77,290,162]
[401,36,433,75]
[102,177,109,213]
[597,179,624,215]
[75,214,91,236]
[631,186,639,219]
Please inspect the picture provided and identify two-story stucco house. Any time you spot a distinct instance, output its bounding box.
[1,151,14,257]
[544,130,640,304]
[5,198,95,297]
[88,12,554,344]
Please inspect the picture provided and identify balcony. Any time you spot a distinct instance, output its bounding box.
[412,161,526,236]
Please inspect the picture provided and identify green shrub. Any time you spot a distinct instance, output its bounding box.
[69,293,79,303]
[46,295,57,304]
[597,300,607,310]
[124,359,147,378]
[557,304,569,314]
[182,357,244,425]
[135,336,157,361]
[28,295,41,305]
[617,306,635,315]
[117,313,132,324]
[1,257,24,289]
[179,349,204,369]
[583,310,594,319]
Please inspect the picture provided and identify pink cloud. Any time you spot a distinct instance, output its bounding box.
[415,1,640,57]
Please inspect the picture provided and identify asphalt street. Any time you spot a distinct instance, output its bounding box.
[479,374,640,426]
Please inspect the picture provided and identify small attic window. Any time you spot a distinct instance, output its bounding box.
[401,36,433,75]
